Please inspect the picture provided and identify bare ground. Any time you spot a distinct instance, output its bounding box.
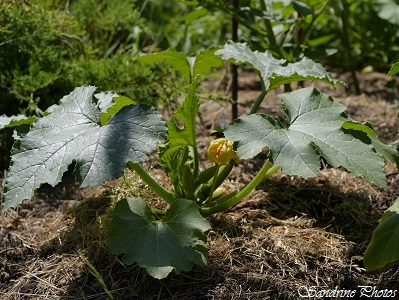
[1,70,399,299]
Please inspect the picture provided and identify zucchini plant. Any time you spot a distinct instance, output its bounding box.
[1,43,397,279]
[363,61,399,273]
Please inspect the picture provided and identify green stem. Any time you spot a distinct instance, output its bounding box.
[259,0,276,46]
[339,0,360,94]
[200,160,280,216]
[127,162,175,205]
[193,146,199,179]
[205,164,220,205]
[293,0,330,57]
[250,88,267,114]
[259,0,284,58]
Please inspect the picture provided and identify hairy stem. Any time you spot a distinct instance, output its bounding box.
[127,162,175,205]
[206,164,220,205]
[200,160,280,216]
[293,0,331,56]
[259,0,285,58]
[250,88,267,114]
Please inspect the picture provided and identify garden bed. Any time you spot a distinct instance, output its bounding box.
[1,70,399,299]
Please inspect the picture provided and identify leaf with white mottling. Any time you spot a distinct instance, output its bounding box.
[216,41,346,91]
[3,85,167,211]
[224,87,386,187]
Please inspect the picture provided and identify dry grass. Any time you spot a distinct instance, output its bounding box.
[1,163,399,299]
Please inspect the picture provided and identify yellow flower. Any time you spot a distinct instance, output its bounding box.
[207,138,239,165]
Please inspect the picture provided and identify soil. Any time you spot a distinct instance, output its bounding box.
[1,70,399,299]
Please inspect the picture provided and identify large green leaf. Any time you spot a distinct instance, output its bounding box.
[107,197,211,279]
[215,41,346,91]
[2,85,167,211]
[364,197,399,272]
[224,87,386,187]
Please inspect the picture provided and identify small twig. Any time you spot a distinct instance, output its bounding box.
[0,248,14,254]
[23,271,64,292]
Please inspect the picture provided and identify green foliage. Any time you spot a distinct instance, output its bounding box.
[140,0,228,54]
[67,55,184,110]
[224,87,387,188]
[138,50,192,83]
[0,0,187,118]
[0,0,188,170]
[364,197,399,272]
[68,0,148,56]
[315,0,399,70]
[179,9,229,54]
[0,1,83,115]
[191,0,399,72]
[192,0,333,61]
[107,197,210,279]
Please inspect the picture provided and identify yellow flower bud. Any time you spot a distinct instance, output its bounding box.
[207,138,238,165]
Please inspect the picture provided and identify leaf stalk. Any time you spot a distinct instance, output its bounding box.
[127,162,175,205]
[205,164,220,205]
[200,160,280,216]
[250,89,268,114]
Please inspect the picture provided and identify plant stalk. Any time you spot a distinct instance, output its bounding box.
[259,0,285,58]
[205,164,220,205]
[127,162,175,205]
[259,0,277,47]
[250,88,267,114]
[231,0,239,120]
[200,160,280,216]
[337,0,360,94]
[293,0,331,57]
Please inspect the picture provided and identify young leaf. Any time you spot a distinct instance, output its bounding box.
[373,0,399,26]
[224,87,386,188]
[0,115,36,129]
[159,77,200,185]
[107,197,211,279]
[215,41,346,91]
[161,78,199,160]
[137,49,191,83]
[2,85,167,211]
[364,197,399,272]
[388,61,399,77]
[97,92,135,126]
[185,7,209,25]
[343,121,399,165]
[192,47,223,78]
[137,48,222,83]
